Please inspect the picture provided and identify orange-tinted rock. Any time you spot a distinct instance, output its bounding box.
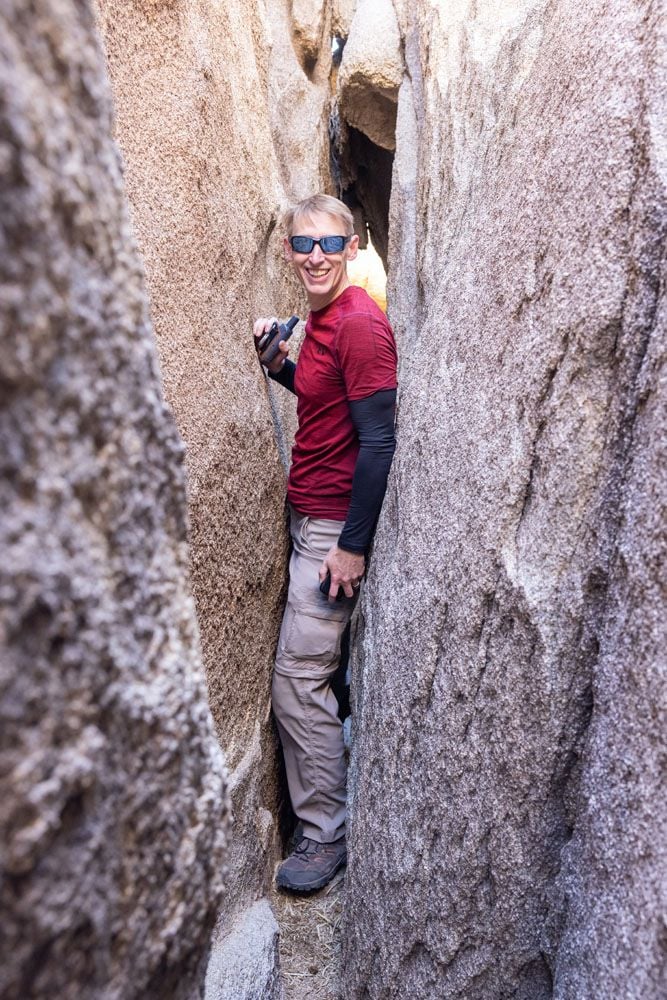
[95,0,331,992]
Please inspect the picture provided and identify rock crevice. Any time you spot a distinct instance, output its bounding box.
[3,2,665,999]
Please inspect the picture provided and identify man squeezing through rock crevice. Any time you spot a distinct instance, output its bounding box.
[254,194,397,892]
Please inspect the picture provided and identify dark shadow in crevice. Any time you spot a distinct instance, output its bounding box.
[273,717,298,852]
[302,54,317,78]
[331,622,351,722]
[338,127,394,271]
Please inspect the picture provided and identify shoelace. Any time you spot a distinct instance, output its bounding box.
[293,837,320,857]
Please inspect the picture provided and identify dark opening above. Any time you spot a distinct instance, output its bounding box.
[339,127,394,272]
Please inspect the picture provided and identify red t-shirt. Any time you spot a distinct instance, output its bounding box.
[287,285,398,520]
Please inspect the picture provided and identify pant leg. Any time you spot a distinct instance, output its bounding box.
[272,509,356,843]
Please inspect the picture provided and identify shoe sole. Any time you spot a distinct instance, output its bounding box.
[275,855,347,893]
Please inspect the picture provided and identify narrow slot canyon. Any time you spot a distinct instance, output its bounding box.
[1,2,666,1000]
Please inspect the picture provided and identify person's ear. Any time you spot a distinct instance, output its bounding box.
[346,233,360,261]
[283,236,293,260]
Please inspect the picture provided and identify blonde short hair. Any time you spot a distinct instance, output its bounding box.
[283,194,354,237]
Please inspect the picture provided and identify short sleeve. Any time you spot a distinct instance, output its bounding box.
[334,310,398,401]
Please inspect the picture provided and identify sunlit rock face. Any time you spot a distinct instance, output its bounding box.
[337,0,402,152]
[344,1,666,997]
[0,3,229,998]
[333,0,357,39]
[291,0,329,71]
[95,0,332,993]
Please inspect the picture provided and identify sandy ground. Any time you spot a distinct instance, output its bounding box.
[271,868,345,1000]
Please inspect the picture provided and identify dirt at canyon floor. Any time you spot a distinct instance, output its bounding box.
[272,871,345,1000]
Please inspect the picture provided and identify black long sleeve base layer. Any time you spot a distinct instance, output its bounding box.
[338,388,396,553]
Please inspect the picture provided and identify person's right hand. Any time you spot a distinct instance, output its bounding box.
[253,316,290,374]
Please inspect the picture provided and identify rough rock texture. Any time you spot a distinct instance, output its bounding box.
[94,0,333,990]
[337,0,402,151]
[548,266,667,997]
[0,3,229,998]
[344,1,666,998]
[334,0,398,267]
[332,0,357,40]
[291,0,329,72]
[331,0,357,38]
[205,899,283,1000]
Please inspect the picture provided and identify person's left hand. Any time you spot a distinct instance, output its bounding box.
[320,545,365,600]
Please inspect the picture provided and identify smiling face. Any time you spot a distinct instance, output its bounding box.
[284,210,359,310]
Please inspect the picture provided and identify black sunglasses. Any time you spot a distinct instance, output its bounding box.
[289,234,351,254]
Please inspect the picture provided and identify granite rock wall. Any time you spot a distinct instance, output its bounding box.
[343,1,666,997]
[0,3,229,997]
[94,0,334,992]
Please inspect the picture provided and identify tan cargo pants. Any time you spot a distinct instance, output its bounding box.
[272,507,357,844]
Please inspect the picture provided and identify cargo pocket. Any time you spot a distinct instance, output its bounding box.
[277,600,348,673]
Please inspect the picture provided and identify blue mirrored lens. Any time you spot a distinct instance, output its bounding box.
[321,236,347,252]
[290,235,348,254]
[290,237,315,252]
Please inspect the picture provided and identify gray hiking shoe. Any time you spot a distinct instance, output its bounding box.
[275,835,347,893]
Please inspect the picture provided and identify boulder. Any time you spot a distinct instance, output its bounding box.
[0,3,229,998]
[344,0,667,997]
[95,0,332,991]
[337,0,403,151]
[205,898,283,1000]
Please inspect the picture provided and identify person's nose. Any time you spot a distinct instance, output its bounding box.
[308,241,326,264]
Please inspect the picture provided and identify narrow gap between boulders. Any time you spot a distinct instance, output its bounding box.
[271,33,396,999]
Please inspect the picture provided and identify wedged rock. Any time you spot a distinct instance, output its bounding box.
[332,0,357,39]
[344,1,666,997]
[0,3,229,998]
[337,0,403,151]
[333,0,402,261]
[205,898,283,1000]
[290,0,328,71]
